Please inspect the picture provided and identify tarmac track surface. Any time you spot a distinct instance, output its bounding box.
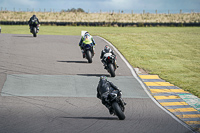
[0,34,193,133]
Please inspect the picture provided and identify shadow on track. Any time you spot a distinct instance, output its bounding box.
[13,35,33,38]
[77,74,110,77]
[57,61,88,63]
[61,116,118,120]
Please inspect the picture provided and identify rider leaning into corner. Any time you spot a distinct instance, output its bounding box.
[28,15,40,31]
[79,32,96,58]
[97,76,123,114]
[100,45,119,69]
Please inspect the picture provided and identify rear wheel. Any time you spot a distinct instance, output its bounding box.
[108,63,115,77]
[112,101,125,120]
[86,50,92,63]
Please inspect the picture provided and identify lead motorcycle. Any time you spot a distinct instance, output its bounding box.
[104,90,126,120]
[82,43,94,63]
[102,53,118,77]
[30,19,39,37]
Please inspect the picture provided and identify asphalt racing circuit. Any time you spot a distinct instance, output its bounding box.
[0,34,194,133]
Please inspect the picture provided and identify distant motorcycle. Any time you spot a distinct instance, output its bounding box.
[30,20,39,37]
[104,90,126,120]
[102,53,118,77]
[83,43,94,63]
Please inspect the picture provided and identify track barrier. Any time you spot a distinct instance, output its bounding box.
[0,21,200,27]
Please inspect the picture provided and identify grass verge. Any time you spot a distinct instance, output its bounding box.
[1,25,200,97]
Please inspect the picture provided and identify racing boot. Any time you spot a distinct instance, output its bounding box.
[109,107,114,115]
[81,50,85,58]
[120,98,127,105]
[83,53,85,58]
[105,103,113,115]
[102,61,107,69]
[114,60,119,68]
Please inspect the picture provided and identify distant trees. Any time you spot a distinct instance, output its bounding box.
[61,8,85,13]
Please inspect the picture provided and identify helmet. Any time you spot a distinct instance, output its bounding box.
[32,15,37,19]
[104,45,111,53]
[84,32,90,36]
[84,32,91,40]
[85,33,90,37]
[100,76,107,81]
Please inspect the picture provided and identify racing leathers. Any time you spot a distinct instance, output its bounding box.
[28,15,40,31]
[100,48,118,69]
[79,33,96,58]
[97,77,121,114]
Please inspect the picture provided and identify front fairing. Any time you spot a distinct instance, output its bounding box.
[85,44,92,50]
[84,44,93,53]
[107,90,125,111]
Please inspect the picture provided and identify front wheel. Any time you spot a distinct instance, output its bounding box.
[33,27,37,37]
[112,101,125,120]
[86,50,92,63]
[108,63,115,77]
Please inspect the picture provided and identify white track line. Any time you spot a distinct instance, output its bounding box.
[97,36,195,132]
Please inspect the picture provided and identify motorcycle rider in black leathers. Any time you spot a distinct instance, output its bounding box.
[28,15,40,31]
[97,76,121,114]
[100,45,118,69]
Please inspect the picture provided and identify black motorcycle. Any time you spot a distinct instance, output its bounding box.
[83,43,94,63]
[102,53,118,77]
[30,19,39,37]
[104,90,126,120]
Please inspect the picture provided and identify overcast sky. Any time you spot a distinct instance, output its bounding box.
[0,0,200,13]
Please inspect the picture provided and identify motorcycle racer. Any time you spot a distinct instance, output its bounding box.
[100,45,118,69]
[28,15,40,31]
[79,32,96,58]
[97,76,121,114]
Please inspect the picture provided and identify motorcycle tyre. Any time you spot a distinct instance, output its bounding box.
[112,101,125,120]
[108,63,115,77]
[86,50,92,63]
[33,27,37,37]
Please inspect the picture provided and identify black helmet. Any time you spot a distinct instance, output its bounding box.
[104,45,111,53]
[32,15,36,18]
[100,76,107,81]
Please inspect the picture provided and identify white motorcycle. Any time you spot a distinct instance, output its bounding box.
[102,53,118,77]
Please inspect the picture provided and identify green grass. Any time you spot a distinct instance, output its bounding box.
[1,25,200,97]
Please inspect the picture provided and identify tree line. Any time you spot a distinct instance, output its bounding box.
[61,8,85,13]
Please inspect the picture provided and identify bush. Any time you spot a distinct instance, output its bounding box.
[61,8,85,13]
[178,23,184,27]
[138,23,144,27]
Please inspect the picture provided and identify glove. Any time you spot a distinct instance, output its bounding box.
[80,46,83,50]
[118,90,122,96]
